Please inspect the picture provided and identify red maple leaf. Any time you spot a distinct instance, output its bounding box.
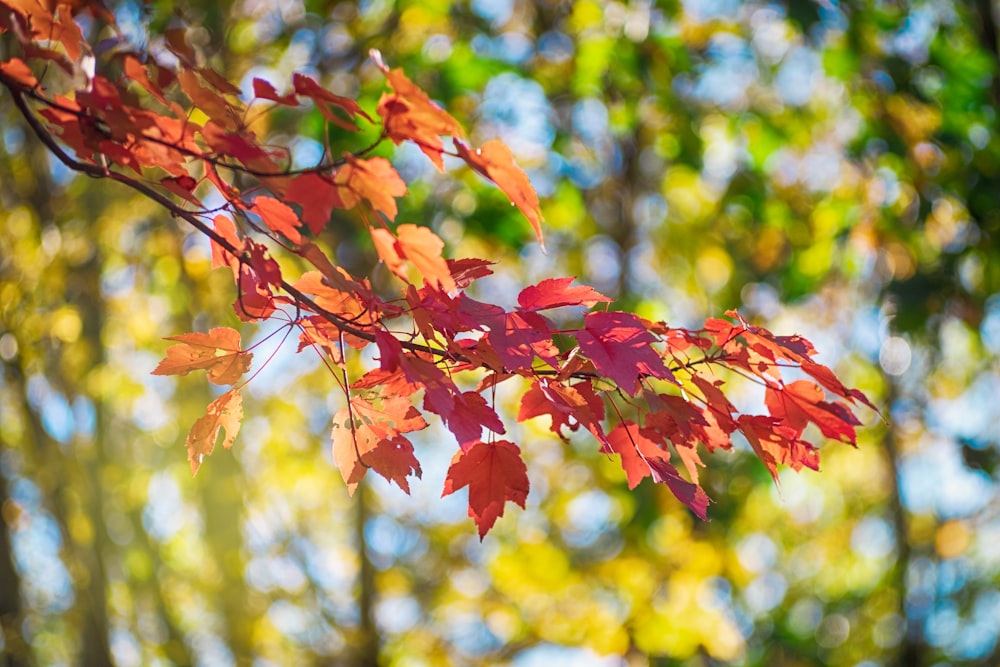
[284,173,343,235]
[765,380,861,444]
[574,311,675,395]
[738,414,820,482]
[517,277,611,311]
[606,421,667,489]
[252,77,298,106]
[442,440,529,539]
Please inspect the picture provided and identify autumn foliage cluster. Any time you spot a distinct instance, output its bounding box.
[0,0,874,536]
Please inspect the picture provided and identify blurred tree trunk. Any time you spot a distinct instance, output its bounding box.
[883,378,924,667]
[351,480,379,667]
[0,449,30,667]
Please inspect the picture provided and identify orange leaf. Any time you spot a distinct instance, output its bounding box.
[0,57,38,87]
[453,138,544,251]
[371,49,465,170]
[250,196,303,244]
[395,224,456,293]
[336,155,406,220]
[186,390,243,475]
[152,327,252,385]
[331,396,427,494]
[211,214,242,278]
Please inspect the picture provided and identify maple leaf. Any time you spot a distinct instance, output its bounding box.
[574,311,675,395]
[372,224,457,293]
[234,264,277,322]
[488,310,559,372]
[331,396,426,494]
[606,421,668,489]
[395,224,457,293]
[160,175,201,206]
[0,57,38,87]
[186,389,243,475]
[453,138,545,250]
[447,258,494,288]
[517,379,606,442]
[363,436,422,494]
[645,456,712,520]
[371,49,464,170]
[336,155,407,221]
[517,277,611,311]
[765,380,861,444]
[292,72,370,131]
[293,270,374,324]
[152,327,252,385]
[252,77,298,106]
[285,173,343,235]
[442,440,529,539]
[211,214,243,278]
[250,196,303,245]
[738,414,819,482]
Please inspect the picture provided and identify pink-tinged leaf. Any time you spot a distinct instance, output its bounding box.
[442,440,528,539]
[453,139,545,250]
[575,311,675,395]
[250,196,303,244]
[152,327,252,385]
[186,390,243,475]
[444,391,505,450]
[517,277,611,311]
[488,310,559,372]
[246,241,281,287]
[234,264,277,322]
[645,456,712,520]
[374,328,403,372]
[252,77,298,105]
[448,258,494,288]
[285,173,344,235]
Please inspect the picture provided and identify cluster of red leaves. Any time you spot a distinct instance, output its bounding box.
[1,0,876,538]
